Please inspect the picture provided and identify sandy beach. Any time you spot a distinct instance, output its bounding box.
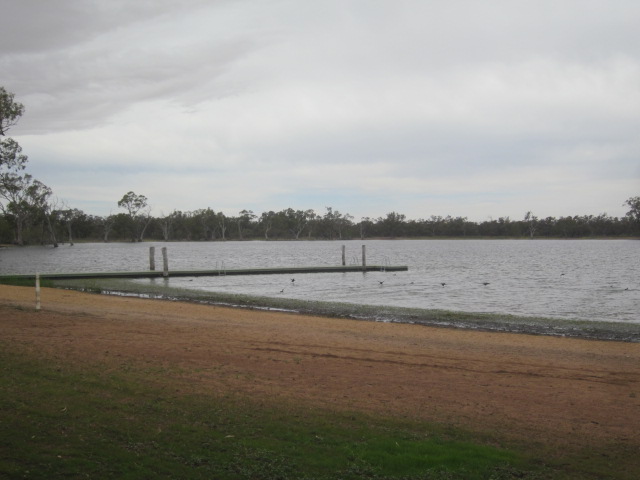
[1,284,639,459]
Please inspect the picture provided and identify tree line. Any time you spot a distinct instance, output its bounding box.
[2,192,638,245]
[2,87,639,245]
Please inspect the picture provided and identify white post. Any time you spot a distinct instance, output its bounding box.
[162,247,169,277]
[149,246,156,271]
[35,273,41,311]
[362,245,366,271]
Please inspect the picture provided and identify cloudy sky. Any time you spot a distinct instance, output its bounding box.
[1,0,638,221]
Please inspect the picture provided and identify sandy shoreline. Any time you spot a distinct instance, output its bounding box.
[2,284,639,456]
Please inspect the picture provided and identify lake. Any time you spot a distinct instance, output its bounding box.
[1,239,638,325]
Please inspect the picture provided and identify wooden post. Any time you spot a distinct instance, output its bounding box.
[35,272,41,311]
[162,247,169,277]
[342,245,346,266]
[362,245,366,271]
[149,246,156,271]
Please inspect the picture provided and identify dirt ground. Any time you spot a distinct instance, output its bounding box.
[1,285,639,456]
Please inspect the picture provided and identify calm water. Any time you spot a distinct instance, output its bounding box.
[1,239,638,324]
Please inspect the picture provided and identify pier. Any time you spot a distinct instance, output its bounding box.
[0,245,407,282]
[2,264,408,281]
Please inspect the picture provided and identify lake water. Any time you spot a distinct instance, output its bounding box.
[1,239,638,325]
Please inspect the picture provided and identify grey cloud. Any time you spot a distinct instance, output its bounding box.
[1,0,261,133]
[0,0,215,53]
[1,0,638,219]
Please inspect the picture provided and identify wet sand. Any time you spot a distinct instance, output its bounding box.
[1,284,639,456]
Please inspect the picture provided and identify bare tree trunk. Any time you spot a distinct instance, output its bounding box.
[138,215,152,242]
[66,222,74,245]
[45,213,58,247]
[14,217,25,245]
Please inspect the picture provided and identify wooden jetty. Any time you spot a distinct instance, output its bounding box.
[1,265,408,281]
[1,245,408,282]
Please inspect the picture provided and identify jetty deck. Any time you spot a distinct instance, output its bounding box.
[2,265,408,281]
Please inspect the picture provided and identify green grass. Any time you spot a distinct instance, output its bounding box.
[0,275,55,288]
[0,346,550,480]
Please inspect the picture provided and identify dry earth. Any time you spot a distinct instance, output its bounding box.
[1,285,639,461]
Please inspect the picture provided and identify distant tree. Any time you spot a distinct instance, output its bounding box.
[58,207,83,245]
[0,174,54,245]
[321,207,350,239]
[379,212,406,237]
[216,212,227,240]
[236,209,256,239]
[0,138,30,233]
[158,210,180,241]
[117,191,151,242]
[524,211,538,239]
[285,208,312,239]
[98,214,116,242]
[0,172,35,245]
[260,211,275,240]
[624,196,640,232]
[359,216,373,239]
[29,180,58,247]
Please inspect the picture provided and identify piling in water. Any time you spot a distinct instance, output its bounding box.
[162,247,169,277]
[149,246,156,271]
[362,245,366,271]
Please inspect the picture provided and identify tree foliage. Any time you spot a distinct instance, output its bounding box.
[0,86,24,136]
[117,191,151,242]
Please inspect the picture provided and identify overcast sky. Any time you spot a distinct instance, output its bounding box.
[1,0,638,221]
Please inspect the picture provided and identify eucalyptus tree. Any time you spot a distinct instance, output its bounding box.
[0,88,59,245]
[236,209,256,239]
[284,208,313,239]
[0,88,28,201]
[0,95,29,242]
[216,211,227,240]
[117,191,151,242]
[624,196,640,233]
[0,87,24,136]
[158,211,176,241]
[0,170,35,245]
[260,211,275,239]
[29,180,58,247]
[320,207,352,240]
[378,212,406,237]
[0,174,54,245]
[98,214,116,242]
[58,208,83,245]
[189,208,216,240]
[523,211,538,239]
[358,217,372,239]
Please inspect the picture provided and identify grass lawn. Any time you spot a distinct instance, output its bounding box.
[0,345,553,480]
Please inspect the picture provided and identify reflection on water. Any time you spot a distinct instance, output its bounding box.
[1,239,638,324]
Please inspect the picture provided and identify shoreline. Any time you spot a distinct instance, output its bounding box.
[51,277,640,343]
